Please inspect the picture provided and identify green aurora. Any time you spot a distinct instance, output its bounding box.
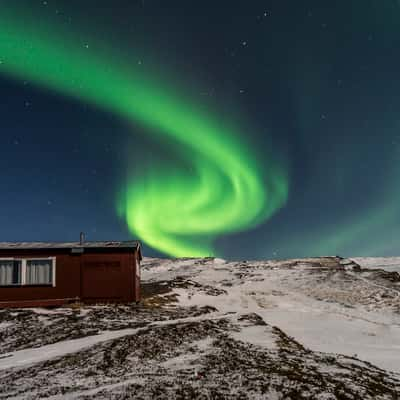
[0,9,288,256]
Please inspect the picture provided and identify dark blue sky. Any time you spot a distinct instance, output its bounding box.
[1,0,400,259]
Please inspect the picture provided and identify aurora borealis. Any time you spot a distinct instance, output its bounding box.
[1,1,400,259]
[0,5,288,257]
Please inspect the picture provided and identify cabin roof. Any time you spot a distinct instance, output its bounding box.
[0,241,140,250]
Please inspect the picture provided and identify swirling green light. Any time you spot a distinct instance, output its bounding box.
[0,10,288,256]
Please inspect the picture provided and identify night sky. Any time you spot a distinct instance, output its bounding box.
[1,0,400,259]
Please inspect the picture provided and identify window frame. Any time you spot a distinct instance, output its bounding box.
[0,257,56,287]
[0,259,22,287]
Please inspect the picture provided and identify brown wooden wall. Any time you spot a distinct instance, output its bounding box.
[0,249,140,307]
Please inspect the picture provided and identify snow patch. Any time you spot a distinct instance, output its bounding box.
[0,328,138,371]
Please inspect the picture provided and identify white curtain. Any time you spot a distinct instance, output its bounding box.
[26,260,52,285]
[0,261,18,285]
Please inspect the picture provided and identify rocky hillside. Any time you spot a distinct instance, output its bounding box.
[0,256,399,399]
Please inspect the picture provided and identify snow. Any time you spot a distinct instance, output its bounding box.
[26,307,71,315]
[0,322,13,330]
[352,257,400,272]
[45,377,146,400]
[1,256,400,398]
[0,313,227,371]
[230,325,277,349]
[0,328,138,371]
[37,315,54,327]
[143,257,400,373]
[262,307,400,373]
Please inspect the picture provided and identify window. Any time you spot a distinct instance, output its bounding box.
[26,259,53,285]
[0,258,56,287]
[0,260,21,286]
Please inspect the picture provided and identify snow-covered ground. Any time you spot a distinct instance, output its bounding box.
[142,257,400,373]
[0,328,138,371]
[0,256,399,399]
[352,257,400,273]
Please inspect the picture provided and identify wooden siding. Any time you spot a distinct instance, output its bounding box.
[0,248,140,307]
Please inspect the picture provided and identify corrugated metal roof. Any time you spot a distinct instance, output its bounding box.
[0,241,140,250]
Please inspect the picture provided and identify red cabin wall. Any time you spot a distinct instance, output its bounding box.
[80,252,133,303]
[134,251,141,302]
[0,249,140,307]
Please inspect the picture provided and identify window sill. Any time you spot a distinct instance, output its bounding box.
[0,285,22,288]
[25,284,54,287]
[0,284,54,288]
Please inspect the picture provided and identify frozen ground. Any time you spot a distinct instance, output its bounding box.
[0,256,399,399]
[351,257,400,273]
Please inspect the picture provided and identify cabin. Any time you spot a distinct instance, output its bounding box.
[0,236,142,308]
